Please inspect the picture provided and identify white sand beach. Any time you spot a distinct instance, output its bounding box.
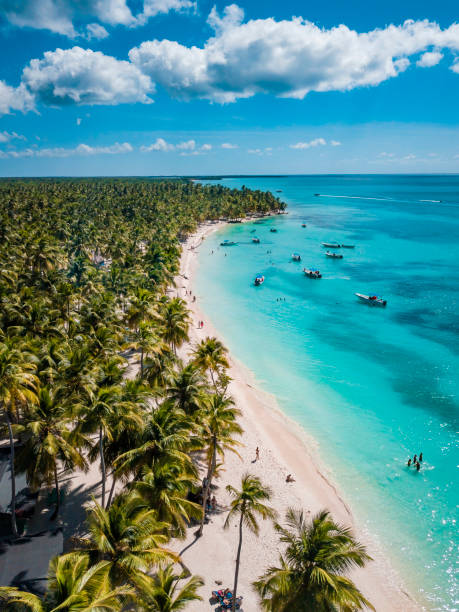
[171,221,420,612]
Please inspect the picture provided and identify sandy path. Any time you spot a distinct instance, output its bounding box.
[170,220,420,612]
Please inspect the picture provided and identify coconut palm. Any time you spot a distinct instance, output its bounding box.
[77,495,178,589]
[136,564,203,612]
[224,474,276,612]
[82,386,143,508]
[198,393,242,537]
[132,457,202,538]
[130,323,166,378]
[164,364,208,418]
[15,387,89,518]
[253,508,375,611]
[158,298,190,354]
[0,551,132,611]
[126,287,157,331]
[0,341,38,536]
[192,337,229,390]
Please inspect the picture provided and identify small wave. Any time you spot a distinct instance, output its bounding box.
[317,194,393,202]
[419,199,441,203]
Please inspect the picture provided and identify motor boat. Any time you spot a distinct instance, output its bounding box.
[322,242,340,248]
[341,244,355,249]
[252,237,260,243]
[220,240,237,246]
[325,251,343,259]
[304,268,322,278]
[292,253,301,261]
[270,228,278,233]
[355,293,387,306]
[301,223,307,228]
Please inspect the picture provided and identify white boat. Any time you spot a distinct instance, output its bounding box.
[322,242,341,248]
[254,274,265,286]
[355,293,387,306]
[220,239,237,246]
[304,268,322,278]
[325,251,343,259]
[292,253,301,261]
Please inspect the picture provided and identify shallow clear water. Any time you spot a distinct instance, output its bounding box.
[195,175,459,611]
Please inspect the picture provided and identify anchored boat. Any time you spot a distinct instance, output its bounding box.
[355,293,387,306]
[292,253,301,261]
[301,223,307,228]
[304,268,322,278]
[252,237,260,243]
[325,251,343,259]
[254,274,265,286]
[220,239,237,246]
[341,244,355,249]
[270,228,278,233]
[322,242,341,248]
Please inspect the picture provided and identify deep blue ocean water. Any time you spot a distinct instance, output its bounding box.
[195,175,459,611]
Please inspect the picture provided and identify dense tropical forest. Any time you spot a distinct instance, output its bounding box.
[0,179,373,611]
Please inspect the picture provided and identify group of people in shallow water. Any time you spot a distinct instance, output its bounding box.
[407,452,423,471]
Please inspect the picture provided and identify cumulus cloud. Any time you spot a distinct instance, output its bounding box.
[21,47,153,106]
[0,141,133,158]
[140,138,211,153]
[0,0,195,36]
[0,81,35,115]
[85,23,109,40]
[129,6,459,102]
[330,140,341,146]
[0,130,26,143]
[417,51,443,67]
[221,142,238,149]
[451,60,459,74]
[290,138,326,149]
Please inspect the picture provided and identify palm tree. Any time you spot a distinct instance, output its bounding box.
[164,364,208,418]
[132,457,202,538]
[192,337,229,390]
[253,508,375,611]
[198,393,242,537]
[158,298,190,354]
[76,495,178,590]
[82,386,143,508]
[0,551,132,610]
[137,564,203,611]
[131,323,166,378]
[0,341,38,536]
[126,287,157,331]
[224,474,276,612]
[15,387,89,519]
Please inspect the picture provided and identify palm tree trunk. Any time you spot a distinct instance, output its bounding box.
[53,460,60,518]
[4,411,18,537]
[198,438,216,537]
[106,472,116,509]
[140,347,144,378]
[209,368,218,392]
[99,425,106,508]
[232,514,244,612]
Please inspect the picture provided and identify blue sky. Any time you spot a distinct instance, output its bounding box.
[0,0,458,175]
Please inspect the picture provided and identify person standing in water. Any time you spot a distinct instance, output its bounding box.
[419,452,423,462]
[413,454,417,464]
[416,461,421,472]
[407,458,412,467]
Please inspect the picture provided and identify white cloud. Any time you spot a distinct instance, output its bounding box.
[0,131,26,143]
[201,143,212,151]
[1,141,133,158]
[140,137,175,152]
[176,139,196,150]
[85,23,109,40]
[0,81,35,115]
[221,142,238,149]
[248,148,262,154]
[403,153,416,160]
[330,140,341,146]
[0,0,195,36]
[417,51,443,67]
[451,59,459,74]
[129,7,459,103]
[22,47,153,107]
[290,138,326,149]
[379,152,395,157]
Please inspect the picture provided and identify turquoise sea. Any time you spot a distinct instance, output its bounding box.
[195,175,459,611]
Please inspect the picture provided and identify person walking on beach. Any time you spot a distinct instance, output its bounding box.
[255,447,260,462]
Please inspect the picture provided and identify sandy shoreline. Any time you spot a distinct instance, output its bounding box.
[172,220,421,612]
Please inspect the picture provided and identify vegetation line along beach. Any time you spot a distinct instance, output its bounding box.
[0,178,417,611]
